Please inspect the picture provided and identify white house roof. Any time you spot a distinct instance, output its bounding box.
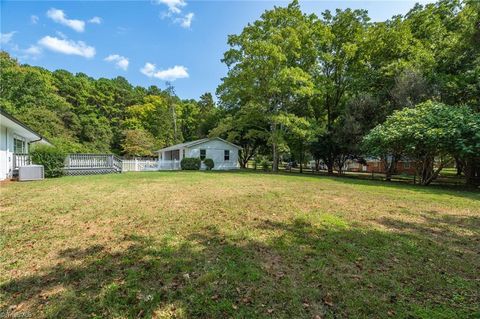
[156,137,241,152]
[0,109,51,145]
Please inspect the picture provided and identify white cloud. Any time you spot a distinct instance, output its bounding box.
[89,16,102,24]
[140,62,156,77]
[105,54,129,71]
[156,0,186,14]
[175,12,193,28]
[46,8,85,32]
[0,32,16,45]
[154,65,189,80]
[38,36,95,58]
[31,15,39,24]
[55,31,68,39]
[25,45,42,55]
[155,0,193,28]
[141,63,189,81]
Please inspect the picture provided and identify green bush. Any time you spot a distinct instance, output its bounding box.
[181,157,201,170]
[30,145,66,178]
[204,158,214,170]
[260,159,270,171]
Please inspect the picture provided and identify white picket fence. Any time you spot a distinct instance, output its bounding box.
[122,159,159,172]
[158,160,181,170]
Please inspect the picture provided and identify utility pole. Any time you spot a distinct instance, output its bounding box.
[165,81,178,144]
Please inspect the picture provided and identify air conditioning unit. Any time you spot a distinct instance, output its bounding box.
[18,165,44,181]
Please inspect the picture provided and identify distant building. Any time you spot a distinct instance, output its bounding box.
[345,158,416,174]
[156,137,241,170]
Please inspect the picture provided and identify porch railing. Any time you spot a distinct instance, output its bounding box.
[158,160,181,170]
[13,153,31,169]
[64,154,122,173]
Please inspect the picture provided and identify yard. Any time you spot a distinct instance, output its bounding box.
[1,171,479,318]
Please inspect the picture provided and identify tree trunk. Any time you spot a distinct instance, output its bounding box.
[325,153,335,175]
[299,142,304,174]
[464,157,480,187]
[272,143,278,172]
[325,95,334,175]
[417,155,435,185]
[240,148,255,169]
[385,168,392,181]
[240,160,246,169]
[271,123,279,172]
[327,162,334,174]
[455,157,463,176]
[383,155,399,182]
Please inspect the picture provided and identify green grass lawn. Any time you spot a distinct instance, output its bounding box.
[1,171,479,319]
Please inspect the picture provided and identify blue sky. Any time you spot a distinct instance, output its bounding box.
[1,0,434,100]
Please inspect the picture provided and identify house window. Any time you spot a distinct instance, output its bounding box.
[224,150,230,161]
[200,149,206,160]
[182,149,185,158]
[14,137,26,154]
[403,161,411,169]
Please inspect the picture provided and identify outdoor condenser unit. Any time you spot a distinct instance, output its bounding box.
[18,165,45,181]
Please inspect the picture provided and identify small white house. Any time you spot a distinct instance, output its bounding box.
[0,109,51,180]
[156,137,241,170]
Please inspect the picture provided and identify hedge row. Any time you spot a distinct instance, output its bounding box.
[180,157,214,170]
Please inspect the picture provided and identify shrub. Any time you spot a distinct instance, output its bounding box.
[30,145,66,178]
[181,157,201,170]
[204,158,214,170]
[260,159,270,171]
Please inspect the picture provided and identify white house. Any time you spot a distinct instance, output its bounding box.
[0,109,51,180]
[156,137,241,170]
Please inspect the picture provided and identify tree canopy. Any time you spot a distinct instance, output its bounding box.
[0,51,221,156]
[363,101,480,185]
[215,0,479,184]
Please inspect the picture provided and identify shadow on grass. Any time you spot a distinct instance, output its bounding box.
[1,217,479,318]
[379,214,480,254]
[234,169,480,201]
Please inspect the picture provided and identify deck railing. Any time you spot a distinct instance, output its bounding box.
[13,153,31,169]
[64,154,123,174]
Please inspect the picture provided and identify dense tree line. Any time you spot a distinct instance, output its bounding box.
[0,52,221,156]
[213,0,479,185]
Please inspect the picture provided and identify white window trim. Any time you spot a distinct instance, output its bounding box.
[13,135,27,154]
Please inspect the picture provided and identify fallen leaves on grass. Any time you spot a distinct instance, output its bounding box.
[323,293,334,307]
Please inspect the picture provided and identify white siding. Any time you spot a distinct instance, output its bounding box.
[186,139,240,170]
[0,126,9,180]
[0,126,34,180]
[0,127,27,180]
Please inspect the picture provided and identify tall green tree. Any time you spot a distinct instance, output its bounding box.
[217,0,317,171]
[210,102,269,168]
[310,8,371,173]
[121,129,157,157]
[363,101,480,185]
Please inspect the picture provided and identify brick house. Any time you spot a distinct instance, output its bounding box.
[345,158,416,174]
